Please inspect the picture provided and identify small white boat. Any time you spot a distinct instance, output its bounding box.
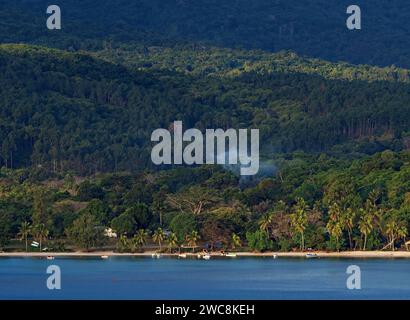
[203,254,211,260]
[152,253,162,259]
[101,255,109,259]
[226,253,237,258]
[178,254,187,259]
[273,254,278,259]
[46,256,55,260]
[197,254,202,259]
[306,253,318,259]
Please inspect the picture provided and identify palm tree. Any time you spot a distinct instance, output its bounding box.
[167,232,178,253]
[33,223,49,251]
[290,198,308,251]
[152,228,165,251]
[358,192,381,251]
[398,225,408,250]
[231,233,241,250]
[153,190,167,226]
[186,231,200,253]
[383,216,408,251]
[326,220,343,251]
[132,229,148,252]
[326,203,343,251]
[117,235,130,252]
[258,213,273,234]
[366,191,382,229]
[358,209,372,250]
[18,221,31,252]
[341,208,355,250]
[385,220,398,251]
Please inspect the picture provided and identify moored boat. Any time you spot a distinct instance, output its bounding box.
[226,253,237,258]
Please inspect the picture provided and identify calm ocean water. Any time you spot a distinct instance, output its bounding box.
[0,257,409,300]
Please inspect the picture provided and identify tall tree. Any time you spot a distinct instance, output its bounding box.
[358,209,372,251]
[290,198,308,251]
[186,231,200,253]
[66,213,104,251]
[383,214,408,251]
[152,187,167,226]
[231,233,241,250]
[359,191,381,250]
[258,213,273,235]
[33,223,49,251]
[133,229,149,249]
[326,203,343,251]
[32,188,50,226]
[167,186,220,215]
[341,208,356,250]
[152,228,165,251]
[167,232,178,253]
[18,221,31,252]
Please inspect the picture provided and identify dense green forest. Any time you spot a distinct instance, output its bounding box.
[1,151,410,252]
[2,44,410,173]
[1,1,410,252]
[2,0,410,68]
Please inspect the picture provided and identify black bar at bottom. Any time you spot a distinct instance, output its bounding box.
[0,300,406,318]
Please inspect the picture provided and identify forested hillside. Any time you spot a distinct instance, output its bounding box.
[2,0,410,68]
[1,44,410,174]
[94,46,410,82]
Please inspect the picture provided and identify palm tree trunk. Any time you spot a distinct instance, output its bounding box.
[363,235,367,251]
[25,237,28,252]
[348,230,352,250]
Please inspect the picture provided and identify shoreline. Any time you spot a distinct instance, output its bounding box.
[1,250,410,258]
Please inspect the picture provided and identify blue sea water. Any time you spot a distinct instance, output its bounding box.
[0,256,409,300]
